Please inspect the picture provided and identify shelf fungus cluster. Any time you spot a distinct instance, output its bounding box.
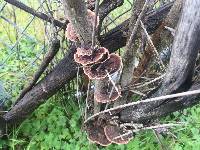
[85,119,134,146]
[75,46,122,103]
[65,9,125,146]
[65,8,122,103]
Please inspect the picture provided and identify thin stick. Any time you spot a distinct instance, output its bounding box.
[106,71,121,96]
[85,79,91,120]
[129,89,146,96]
[76,66,82,114]
[140,20,165,69]
[164,26,175,36]
[4,0,65,28]
[84,89,200,123]
[92,0,100,47]
[114,123,184,140]
[129,74,165,89]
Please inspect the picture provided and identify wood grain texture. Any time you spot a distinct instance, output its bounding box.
[120,0,200,123]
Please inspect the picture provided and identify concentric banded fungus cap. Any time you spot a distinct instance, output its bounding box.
[65,23,78,42]
[86,121,111,146]
[83,53,122,79]
[104,125,134,144]
[74,47,109,65]
[94,78,121,103]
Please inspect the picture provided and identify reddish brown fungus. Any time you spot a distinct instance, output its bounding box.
[94,78,121,103]
[87,9,99,27]
[86,121,111,146]
[104,125,133,144]
[83,53,122,79]
[76,47,93,56]
[65,23,78,42]
[65,9,99,42]
[74,47,109,65]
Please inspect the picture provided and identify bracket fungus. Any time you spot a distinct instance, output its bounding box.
[104,125,134,144]
[65,23,78,42]
[87,9,99,27]
[65,9,99,42]
[74,47,109,66]
[76,47,93,56]
[94,78,121,103]
[86,121,111,146]
[83,53,122,79]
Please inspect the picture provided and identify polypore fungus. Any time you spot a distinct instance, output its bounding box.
[65,23,78,42]
[87,9,99,27]
[86,121,111,146]
[83,53,122,79]
[65,9,99,42]
[74,47,109,66]
[104,125,134,144]
[94,78,121,103]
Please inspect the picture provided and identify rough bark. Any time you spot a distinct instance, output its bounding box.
[120,0,146,88]
[132,0,183,81]
[120,0,200,123]
[63,0,92,45]
[115,0,146,107]
[2,4,172,124]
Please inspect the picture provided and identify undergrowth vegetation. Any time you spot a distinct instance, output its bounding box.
[0,0,200,149]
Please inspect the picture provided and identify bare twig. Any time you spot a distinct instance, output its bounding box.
[127,74,165,90]
[84,89,200,123]
[114,123,185,140]
[4,0,66,28]
[106,71,121,96]
[126,0,148,49]
[153,130,168,150]
[92,0,100,47]
[84,79,91,120]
